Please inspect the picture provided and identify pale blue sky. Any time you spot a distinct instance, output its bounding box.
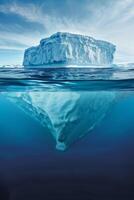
[0,0,134,65]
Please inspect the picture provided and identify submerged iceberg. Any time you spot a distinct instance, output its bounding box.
[5,91,116,150]
[23,32,116,67]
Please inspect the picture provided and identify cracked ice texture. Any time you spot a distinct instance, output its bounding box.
[23,32,116,67]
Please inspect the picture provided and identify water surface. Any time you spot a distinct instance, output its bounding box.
[0,67,134,199]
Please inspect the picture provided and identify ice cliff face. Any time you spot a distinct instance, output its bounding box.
[23,32,116,67]
[5,91,116,150]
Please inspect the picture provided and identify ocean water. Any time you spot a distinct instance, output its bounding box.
[0,67,134,200]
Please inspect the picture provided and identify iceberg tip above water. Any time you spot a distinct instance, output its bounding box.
[23,32,116,67]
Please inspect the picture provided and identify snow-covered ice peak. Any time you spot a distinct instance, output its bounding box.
[23,32,116,67]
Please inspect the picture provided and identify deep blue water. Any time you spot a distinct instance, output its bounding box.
[0,67,134,200]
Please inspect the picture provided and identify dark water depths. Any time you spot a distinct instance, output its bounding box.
[0,67,134,199]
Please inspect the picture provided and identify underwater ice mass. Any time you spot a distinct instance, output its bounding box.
[5,91,116,150]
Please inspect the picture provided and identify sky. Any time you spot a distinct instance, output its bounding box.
[0,0,134,65]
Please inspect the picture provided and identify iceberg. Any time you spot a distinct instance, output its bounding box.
[23,32,116,67]
[5,91,116,150]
